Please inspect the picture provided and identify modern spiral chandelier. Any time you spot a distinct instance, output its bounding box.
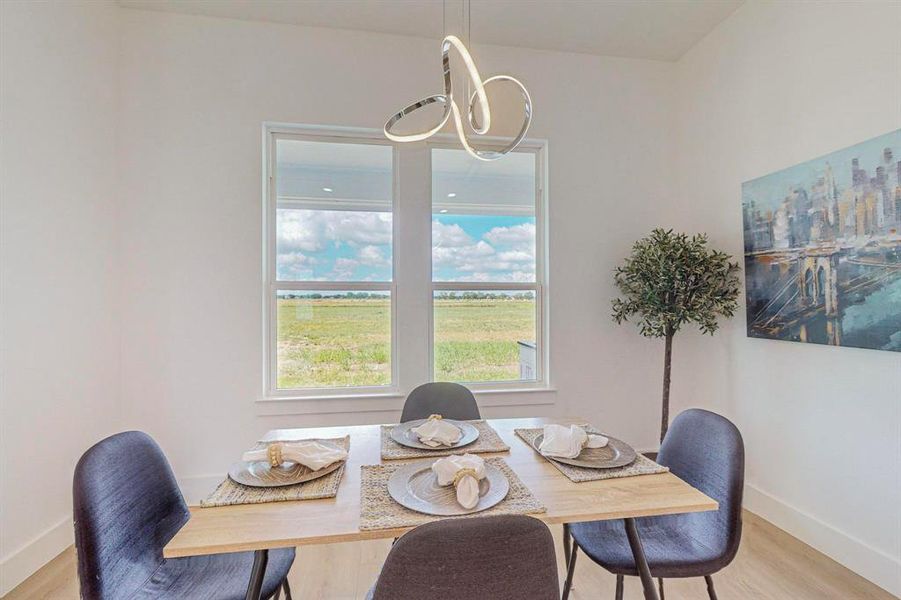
[383,2,532,162]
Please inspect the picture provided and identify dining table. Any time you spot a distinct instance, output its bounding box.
[164,417,717,600]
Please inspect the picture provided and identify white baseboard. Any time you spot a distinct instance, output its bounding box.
[0,516,73,597]
[744,483,901,597]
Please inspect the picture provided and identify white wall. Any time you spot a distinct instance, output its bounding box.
[116,9,677,496]
[671,1,901,595]
[0,1,122,594]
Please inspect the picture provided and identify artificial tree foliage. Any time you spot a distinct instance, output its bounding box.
[612,229,741,444]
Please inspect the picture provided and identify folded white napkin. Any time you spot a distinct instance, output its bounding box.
[431,454,487,509]
[242,441,348,471]
[411,415,463,447]
[538,424,609,459]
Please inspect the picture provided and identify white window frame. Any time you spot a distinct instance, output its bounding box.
[428,139,549,393]
[262,124,550,401]
[263,126,399,400]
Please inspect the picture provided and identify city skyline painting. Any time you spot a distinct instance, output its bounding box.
[742,129,901,352]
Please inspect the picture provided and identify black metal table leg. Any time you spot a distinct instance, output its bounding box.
[245,549,269,600]
[624,518,660,600]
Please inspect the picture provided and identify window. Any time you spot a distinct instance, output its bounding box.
[264,126,546,399]
[268,136,394,393]
[432,148,543,385]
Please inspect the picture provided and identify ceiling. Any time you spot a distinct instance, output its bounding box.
[117,0,743,62]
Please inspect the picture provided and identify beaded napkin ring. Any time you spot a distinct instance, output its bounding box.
[452,468,479,487]
[428,414,443,420]
[267,443,284,467]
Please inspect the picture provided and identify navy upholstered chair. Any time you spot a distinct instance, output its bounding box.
[563,409,744,600]
[73,431,295,600]
[368,515,559,600]
[400,382,480,422]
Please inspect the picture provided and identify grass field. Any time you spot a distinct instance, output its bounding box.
[276,297,535,388]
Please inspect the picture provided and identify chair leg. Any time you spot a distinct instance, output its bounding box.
[267,578,292,600]
[561,543,578,600]
[563,524,572,572]
[705,575,718,600]
[245,550,269,600]
[615,574,624,600]
[658,577,665,600]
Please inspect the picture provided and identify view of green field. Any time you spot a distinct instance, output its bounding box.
[276,296,535,388]
[433,295,535,383]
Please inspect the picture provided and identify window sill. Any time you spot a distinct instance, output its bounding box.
[255,387,556,416]
[260,391,405,403]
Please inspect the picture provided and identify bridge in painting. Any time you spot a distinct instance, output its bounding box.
[747,241,901,345]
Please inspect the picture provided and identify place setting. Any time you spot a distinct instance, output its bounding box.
[516,423,669,483]
[359,452,545,531]
[380,413,510,460]
[201,437,351,507]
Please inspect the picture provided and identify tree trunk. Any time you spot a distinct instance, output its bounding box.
[660,331,674,445]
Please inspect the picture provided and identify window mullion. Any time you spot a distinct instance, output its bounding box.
[393,144,433,392]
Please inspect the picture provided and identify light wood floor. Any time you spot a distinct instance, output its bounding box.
[5,511,895,599]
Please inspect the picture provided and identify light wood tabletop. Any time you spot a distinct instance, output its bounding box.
[163,417,717,559]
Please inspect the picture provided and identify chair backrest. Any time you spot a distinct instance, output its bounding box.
[371,515,559,600]
[73,431,190,600]
[657,408,745,566]
[400,382,480,422]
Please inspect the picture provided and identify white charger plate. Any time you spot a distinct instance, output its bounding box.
[387,460,509,516]
[531,432,637,469]
[228,440,346,488]
[390,419,480,450]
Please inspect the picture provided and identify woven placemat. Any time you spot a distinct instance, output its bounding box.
[515,428,669,483]
[200,436,350,507]
[359,457,545,530]
[380,420,510,460]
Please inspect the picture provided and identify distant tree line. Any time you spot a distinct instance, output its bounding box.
[435,292,535,300]
[278,292,388,299]
[278,292,535,300]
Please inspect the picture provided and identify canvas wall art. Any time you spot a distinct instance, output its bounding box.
[742,129,901,352]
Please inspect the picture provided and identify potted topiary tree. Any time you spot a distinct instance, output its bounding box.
[612,229,741,444]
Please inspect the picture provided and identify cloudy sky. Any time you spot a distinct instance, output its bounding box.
[277,209,535,283]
